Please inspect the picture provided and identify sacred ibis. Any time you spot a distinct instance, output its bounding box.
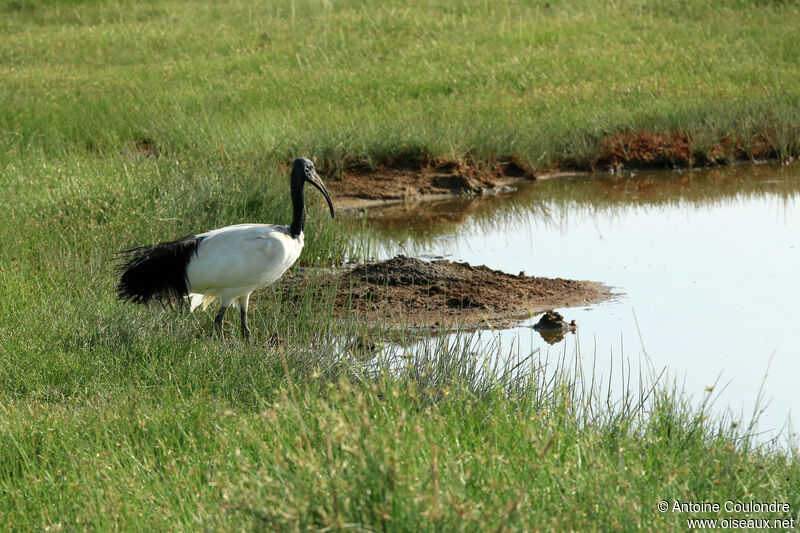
[115,157,335,340]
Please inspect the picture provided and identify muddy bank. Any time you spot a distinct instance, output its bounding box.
[325,158,538,209]
[323,134,782,208]
[281,256,613,329]
[592,132,778,169]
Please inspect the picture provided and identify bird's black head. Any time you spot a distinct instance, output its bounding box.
[291,157,335,219]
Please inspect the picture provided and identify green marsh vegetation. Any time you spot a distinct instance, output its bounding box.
[1,0,799,529]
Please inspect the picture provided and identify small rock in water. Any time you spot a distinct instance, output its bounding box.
[532,310,577,345]
[533,310,574,330]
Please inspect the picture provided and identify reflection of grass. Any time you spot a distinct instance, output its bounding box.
[3,0,800,527]
[363,163,800,249]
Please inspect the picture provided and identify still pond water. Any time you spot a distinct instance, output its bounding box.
[358,163,800,441]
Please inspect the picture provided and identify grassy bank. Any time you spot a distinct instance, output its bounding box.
[2,0,800,530]
[2,338,798,530]
[2,0,800,168]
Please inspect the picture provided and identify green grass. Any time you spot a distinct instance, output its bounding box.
[2,0,800,166]
[1,0,800,530]
[2,338,798,531]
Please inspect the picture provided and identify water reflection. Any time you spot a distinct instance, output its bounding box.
[536,327,574,345]
[364,163,800,251]
[358,163,800,440]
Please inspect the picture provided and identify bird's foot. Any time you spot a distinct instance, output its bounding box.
[264,332,283,348]
[214,320,227,339]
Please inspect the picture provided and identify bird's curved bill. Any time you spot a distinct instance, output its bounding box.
[308,171,335,218]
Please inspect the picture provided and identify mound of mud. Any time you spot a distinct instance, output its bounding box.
[283,256,612,329]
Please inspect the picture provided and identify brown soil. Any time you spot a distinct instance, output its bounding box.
[325,158,536,209]
[593,131,776,169]
[281,256,613,330]
[322,133,781,209]
[595,132,692,169]
[133,138,159,159]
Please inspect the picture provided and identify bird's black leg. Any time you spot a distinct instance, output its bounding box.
[215,305,228,336]
[240,307,250,342]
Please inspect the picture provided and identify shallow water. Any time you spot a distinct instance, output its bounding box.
[358,163,800,441]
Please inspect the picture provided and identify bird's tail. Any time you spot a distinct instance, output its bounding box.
[115,235,203,306]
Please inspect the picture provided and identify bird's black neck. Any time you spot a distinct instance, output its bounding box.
[289,178,305,238]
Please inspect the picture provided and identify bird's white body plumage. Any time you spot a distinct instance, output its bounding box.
[186,223,304,312]
[116,157,333,340]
